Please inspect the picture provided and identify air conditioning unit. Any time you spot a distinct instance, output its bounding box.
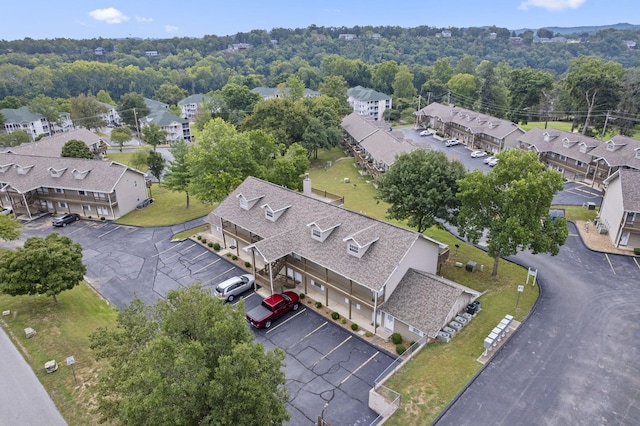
[449,320,463,331]
[436,331,451,343]
[455,315,468,326]
[442,326,456,337]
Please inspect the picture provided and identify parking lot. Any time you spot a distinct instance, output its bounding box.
[8,217,394,426]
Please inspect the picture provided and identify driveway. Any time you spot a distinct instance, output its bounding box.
[435,222,640,425]
[4,217,393,426]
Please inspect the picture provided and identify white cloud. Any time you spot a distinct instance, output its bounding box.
[88,8,130,24]
[164,25,179,33]
[519,0,586,11]
[136,16,153,23]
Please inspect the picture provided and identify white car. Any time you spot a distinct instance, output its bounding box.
[214,274,255,302]
[488,158,500,167]
[470,151,487,158]
[483,156,497,164]
[445,139,460,147]
[0,206,13,215]
[419,129,433,136]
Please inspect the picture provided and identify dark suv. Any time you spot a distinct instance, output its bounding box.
[52,213,80,227]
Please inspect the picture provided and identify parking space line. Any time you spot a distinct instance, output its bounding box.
[312,336,352,367]
[340,351,380,385]
[152,242,185,257]
[604,253,616,275]
[568,233,579,237]
[193,259,223,274]
[232,292,257,306]
[266,309,306,334]
[191,251,209,261]
[97,225,121,238]
[287,322,328,349]
[179,243,197,254]
[633,257,640,270]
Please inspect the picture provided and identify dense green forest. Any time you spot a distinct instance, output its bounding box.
[1,24,639,137]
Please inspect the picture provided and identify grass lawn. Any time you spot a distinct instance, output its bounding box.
[519,121,574,133]
[105,150,146,169]
[310,147,538,424]
[0,283,119,425]
[115,184,213,227]
[556,204,599,222]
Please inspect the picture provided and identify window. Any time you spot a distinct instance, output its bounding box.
[97,206,108,215]
[78,190,86,196]
[265,209,274,219]
[628,212,636,224]
[310,280,324,291]
[312,228,321,238]
[82,205,91,211]
[94,192,107,201]
[58,202,67,208]
[409,326,425,337]
[576,160,583,167]
[348,244,359,254]
[55,188,64,193]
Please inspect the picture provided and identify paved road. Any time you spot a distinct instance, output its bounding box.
[435,223,640,425]
[0,327,67,426]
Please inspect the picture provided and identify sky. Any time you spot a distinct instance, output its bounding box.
[1,0,637,41]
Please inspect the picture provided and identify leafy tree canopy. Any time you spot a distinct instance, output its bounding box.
[0,130,31,146]
[456,150,568,277]
[0,215,21,241]
[141,122,167,151]
[61,139,94,159]
[70,94,107,130]
[89,285,289,425]
[0,233,86,303]
[163,139,192,207]
[376,150,467,233]
[110,126,132,152]
[146,150,166,184]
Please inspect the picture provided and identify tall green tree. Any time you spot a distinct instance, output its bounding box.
[61,139,94,159]
[0,130,31,146]
[118,92,149,129]
[28,95,61,130]
[0,215,21,241]
[240,98,309,147]
[89,285,289,425]
[376,150,466,233]
[561,56,624,135]
[130,149,150,172]
[164,139,192,207]
[96,89,116,106]
[448,73,478,108]
[507,68,555,124]
[318,75,350,114]
[70,94,108,130]
[147,151,166,185]
[284,74,305,100]
[371,60,400,94]
[476,60,508,117]
[154,83,189,105]
[141,122,167,151]
[0,233,86,303]
[392,65,417,99]
[456,150,568,277]
[615,67,640,136]
[110,126,132,152]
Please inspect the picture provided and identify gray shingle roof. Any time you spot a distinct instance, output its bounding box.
[383,269,480,337]
[1,106,44,124]
[0,153,141,193]
[619,169,640,212]
[142,109,187,127]
[518,127,603,163]
[347,86,391,102]
[178,94,212,106]
[143,98,169,113]
[4,129,105,157]
[251,87,320,98]
[342,113,417,168]
[589,135,640,169]
[211,177,445,292]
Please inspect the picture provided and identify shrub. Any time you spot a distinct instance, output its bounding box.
[201,238,207,244]
[244,261,251,268]
[634,248,640,255]
[331,312,340,320]
[341,318,347,325]
[299,293,306,299]
[87,216,92,219]
[100,217,105,221]
[365,331,373,338]
[396,344,406,355]
[391,333,403,345]
[197,235,202,241]
[231,255,238,260]
[207,242,213,247]
[315,302,322,308]
[225,253,232,257]
[351,323,359,331]
[213,242,221,251]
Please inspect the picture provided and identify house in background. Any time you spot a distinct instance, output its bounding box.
[251,87,321,100]
[518,127,603,185]
[207,176,478,341]
[0,153,147,220]
[141,98,191,143]
[4,128,108,159]
[341,112,417,177]
[415,102,524,152]
[598,169,640,249]
[347,86,392,121]
[98,102,122,127]
[1,106,52,140]
[178,94,213,120]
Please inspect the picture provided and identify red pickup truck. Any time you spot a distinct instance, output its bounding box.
[246,291,300,329]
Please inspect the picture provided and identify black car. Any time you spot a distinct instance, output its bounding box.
[52,213,80,227]
[136,198,154,209]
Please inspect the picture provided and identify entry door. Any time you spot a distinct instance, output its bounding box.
[384,313,395,333]
[620,231,630,246]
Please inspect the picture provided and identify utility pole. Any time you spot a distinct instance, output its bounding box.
[133,108,141,137]
[602,110,611,137]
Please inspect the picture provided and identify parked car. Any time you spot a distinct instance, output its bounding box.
[488,158,500,167]
[470,150,487,158]
[136,198,154,209]
[445,139,460,147]
[419,129,434,136]
[214,274,255,302]
[0,206,13,216]
[483,156,497,164]
[52,213,80,227]
[246,291,300,329]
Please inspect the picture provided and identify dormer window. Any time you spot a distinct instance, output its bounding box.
[307,221,340,242]
[579,143,587,153]
[312,228,322,238]
[563,138,570,148]
[261,203,291,222]
[72,169,90,180]
[635,148,640,159]
[606,141,615,152]
[15,164,35,175]
[265,209,274,219]
[343,226,379,259]
[48,167,67,178]
[348,244,359,254]
[543,132,551,142]
[0,164,13,174]
[236,193,264,210]
[240,198,248,209]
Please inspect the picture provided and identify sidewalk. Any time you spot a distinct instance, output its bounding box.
[574,220,636,256]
